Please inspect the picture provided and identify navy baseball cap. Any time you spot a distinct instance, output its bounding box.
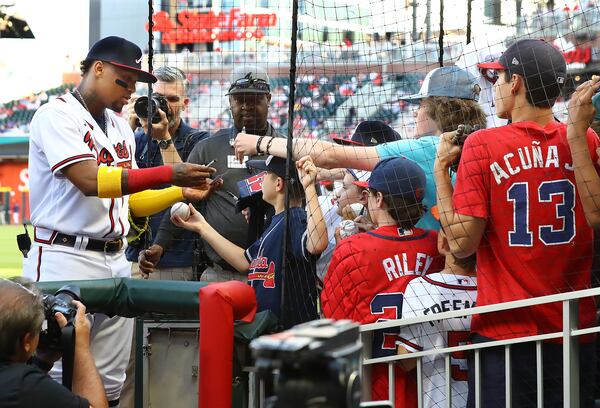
[86,36,157,83]
[354,157,426,202]
[333,120,401,146]
[478,39,566,105]
[246,155,299,184]
[400,66,480,104]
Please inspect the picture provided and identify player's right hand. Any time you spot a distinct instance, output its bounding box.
[139,244,164,277]
[172,163,216,187]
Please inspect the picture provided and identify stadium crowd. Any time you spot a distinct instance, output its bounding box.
[3,33,600,408]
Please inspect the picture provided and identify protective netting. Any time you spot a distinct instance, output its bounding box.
[2,0,600,405]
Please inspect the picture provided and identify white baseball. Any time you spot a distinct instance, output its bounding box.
[170,202,191,221]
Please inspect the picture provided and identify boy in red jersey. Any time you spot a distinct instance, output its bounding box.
[434,39,597,407]
[322,157,444,406]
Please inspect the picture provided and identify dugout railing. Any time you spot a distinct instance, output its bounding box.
[359,287,600,408]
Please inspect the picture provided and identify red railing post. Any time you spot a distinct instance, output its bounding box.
[198,281,256,408]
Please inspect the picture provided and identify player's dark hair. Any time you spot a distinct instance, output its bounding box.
[370,188,424,230]
[502,71,557,108]
[421,96,487,133]
[80,59,94,76]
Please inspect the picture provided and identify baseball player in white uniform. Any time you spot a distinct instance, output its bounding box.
[23,36,215,406]
[396,231,477,408]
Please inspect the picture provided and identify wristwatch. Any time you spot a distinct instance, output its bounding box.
[158,138,173,150]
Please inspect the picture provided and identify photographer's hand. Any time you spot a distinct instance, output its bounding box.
[71,300,108,408]
[125,96,140,131]
[33,312,67,365]
[140,109,170,141]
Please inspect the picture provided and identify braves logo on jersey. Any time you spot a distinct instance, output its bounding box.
[248,257,276,288]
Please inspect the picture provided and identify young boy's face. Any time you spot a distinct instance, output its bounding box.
[335,172,363,216]
[261,171,280,204]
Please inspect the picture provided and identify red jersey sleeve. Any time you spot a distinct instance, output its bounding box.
[453,131,491,219]
[321,239,362,321]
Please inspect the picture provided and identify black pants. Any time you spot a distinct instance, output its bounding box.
[466,334,597,408]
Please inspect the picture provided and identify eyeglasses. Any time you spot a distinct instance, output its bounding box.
[481,68,499,85]
[229,78,270,93]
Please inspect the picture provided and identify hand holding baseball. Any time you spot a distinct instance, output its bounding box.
[170,202,191,221]
[170,203,208,235]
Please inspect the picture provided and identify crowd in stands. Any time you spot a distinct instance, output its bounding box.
[0,72,422,140]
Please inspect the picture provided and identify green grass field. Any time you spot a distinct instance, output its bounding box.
[0,225,24,278]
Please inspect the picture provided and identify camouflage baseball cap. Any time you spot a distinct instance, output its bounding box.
[227,66,271,95]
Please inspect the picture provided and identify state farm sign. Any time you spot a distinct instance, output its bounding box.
[148,8,278,44]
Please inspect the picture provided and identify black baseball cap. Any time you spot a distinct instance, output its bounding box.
[333,120,401,146]
[354,157,426,202]
[478,39,566,106]
[246,155,299,184]
[86,36,157,83]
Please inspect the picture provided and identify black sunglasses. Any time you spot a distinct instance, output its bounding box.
[229,78,270,93]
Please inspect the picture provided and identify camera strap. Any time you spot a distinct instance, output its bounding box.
[60,325,76,390]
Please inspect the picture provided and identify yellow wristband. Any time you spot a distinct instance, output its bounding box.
[129,186,184,217]
[97,166,123,198]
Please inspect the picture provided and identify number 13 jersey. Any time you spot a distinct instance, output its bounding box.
[453,121,598,341]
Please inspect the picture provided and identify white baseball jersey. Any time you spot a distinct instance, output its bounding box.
[28,92,137,239]
[397,272,477,408]
[455,38,508,129]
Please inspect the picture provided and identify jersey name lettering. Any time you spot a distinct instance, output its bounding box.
[490,143,573,185]
[382,252,434,281]
[423,299,476,327]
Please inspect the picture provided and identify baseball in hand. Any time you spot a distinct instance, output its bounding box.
[170,202,191,221]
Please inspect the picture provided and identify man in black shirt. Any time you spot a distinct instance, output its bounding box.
[139,65,284,282]
[0,279,106,408]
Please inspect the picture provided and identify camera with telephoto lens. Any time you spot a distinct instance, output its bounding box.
[250,319,364,408]
[38,285,81,351]
[134,93,171,124]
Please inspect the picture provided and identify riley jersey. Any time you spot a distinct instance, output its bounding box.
[453,121,598,341]
[29,93,136,239]
[398,273,477,408]
[322,226,443,407]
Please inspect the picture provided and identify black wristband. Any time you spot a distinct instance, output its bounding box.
[30,355,54,372]
[265,137,275,155]
[256,136,265,155]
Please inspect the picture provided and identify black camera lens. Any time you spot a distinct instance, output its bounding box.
[134,94,170,124]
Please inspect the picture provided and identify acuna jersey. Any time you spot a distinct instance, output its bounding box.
[28,93,136,239]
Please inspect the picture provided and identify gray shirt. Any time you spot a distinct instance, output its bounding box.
[154,124,283,270]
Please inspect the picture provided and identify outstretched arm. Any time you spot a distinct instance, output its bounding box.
[61,160,215,198]
[234,133,380,171]
[171,204,250,272]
